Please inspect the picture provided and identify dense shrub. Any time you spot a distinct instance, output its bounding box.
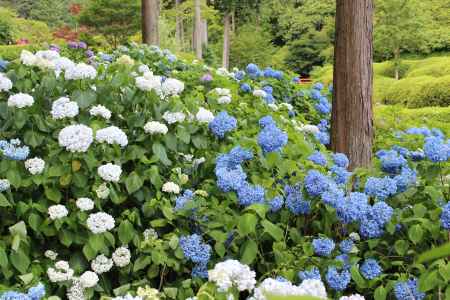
[0,21,14,45]
[0,45,43,61]
[0,45,449,300]
[382,75,450,108]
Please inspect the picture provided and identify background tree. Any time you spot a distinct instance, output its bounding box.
[142,0,160,45]
[331,0,374,170]
[79,0,140,48]
[193,0,202,58]
[374,0,430,79]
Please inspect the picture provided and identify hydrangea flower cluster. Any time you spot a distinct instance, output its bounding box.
[257,116,288,153]
[308,151,327,166]
[209,111,237,138]
[24,157,45,175]
[87,212,115,234]
[50,97,79,119]
[394,278,425,300]
[174,189,195,211]
[179,234,211,278]
[89,105,112,119]
[207,259,256,292]
[7,93,34,108]
[144,121,169,135]
[326,266,351,291]
[0,73,13,92]
[95,126,128,147]
[58,124,94,153]
[0,283,45,300]
[98,163,122,182]
[312,238,335,257]
[360,259,382,280]
[285,184,310,215]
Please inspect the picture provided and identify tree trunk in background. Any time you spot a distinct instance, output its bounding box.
[142,0,159,45]
[231,10,235,32]
[331,0,374,170]
[222,13,231,69]
[194,0,202,59]
[175,0,183,49]
[201,19,208,47]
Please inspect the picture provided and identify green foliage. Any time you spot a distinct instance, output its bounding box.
[0,45,42,61]
[79,0,141,48]
[230,24,278,69]
[0,21,13,46]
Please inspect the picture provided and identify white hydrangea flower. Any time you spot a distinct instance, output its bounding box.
[91,254,113,274]
[253,89,267,98]
[218,95,232,104]
[98,163,122,182]
[79,271,99,288]
[36,50,60,61]
[48,205,69,220]
[44,250,58,260]
[47,260,74,282]
[67,278,85,300]
[161,78,184,97]
[89,105,111,120]
[162,182,180,194]
[143,228,158,241]
[50,97,79,119]
[0,179,10,192]
[216,68,230,76]
[95,183,110,199]
[116,55,134,65]
[0,73,12,92]
[20,50,37,66]
[340,294,365,300]
[54,57,75,77]
[25,157,45,175]
[298,124,320,135]
[65,63,97,80]
[87,212,115,234]
[76,198,94,211]
[135,74,162,93]
[268,103,279,111]
[144,121,168,135]
[112,246,131,267]
[250,278,327,300]
[162,111,185,124]
[7,93,34,108]
[111,294,143,300]
[138,64,150,73]
[208,259,256,292]
[280,103,294,110]
[35,57,55,70]
[58,124,94,153]
[196,107,214,123]
[193,157,206,167]
[95,126,128,147]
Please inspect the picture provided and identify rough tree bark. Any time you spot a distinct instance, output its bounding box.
[194,0,202,59]
[331,0,374,170]
[222,13,231,69]
[142,0,160,45]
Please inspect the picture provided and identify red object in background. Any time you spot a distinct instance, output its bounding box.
[69,4,82,15]
[53,25,88,41]
[299,78,313,84]
[16,38,29,45]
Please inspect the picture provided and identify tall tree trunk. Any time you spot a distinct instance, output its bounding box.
[331,0,374,170]
[142,0,160,45]
[201,19,208,47]
[194,0,202,59]
[222,13,231,69]
[175,0,183,49]
[231,10,235,32]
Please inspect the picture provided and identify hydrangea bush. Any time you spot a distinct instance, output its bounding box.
[0,43,449,300]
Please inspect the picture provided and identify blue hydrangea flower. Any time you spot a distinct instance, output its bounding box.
[440,202,450,230]
[263,67,274,77]
[364,177,397,200]
[360,259,382,280]
[424,136,448,162]
[331,165,351,185]
[257,121,288,153]
[259,116,276,128]
[313,82,324,90]
[216,146,253,170]
[285,184,310,215]
[264,93,275,104]
[339,239,354,254]
[0,139,30,161]
[175,190,195,211]
[240,83,252,93]
[410,150,425,161]
[394,278,425,300]
[100,53,113,62]
[209,111,237,139]
[336,254,351,270]
[0,59,9,71]
[298,267,321,281]
[394,167,416,193]
[179,234,211,265]
[269,196,284,212]
[431,128,445,139]
[326,266,351,291]
[234,70,245,80]
[191,262,208,278]
[237,183,265,206]
[321,185,345,208]
[332,153,349,169]
[312,238,335,257]
[392,145,410,158]
[406,127,431,136]
[305,170,333,197]
[273,70,283,80]
[308,151,327,166]
[315,97,331,114]
[315,131,330,145]
[262,85,273,94]
[27,283,45,300]
[336,192,370,224]
[380,150,407,174]
[246,63,259,74]
[0,291,29,300]
[359,202,394,239]
[311,89,322,100]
